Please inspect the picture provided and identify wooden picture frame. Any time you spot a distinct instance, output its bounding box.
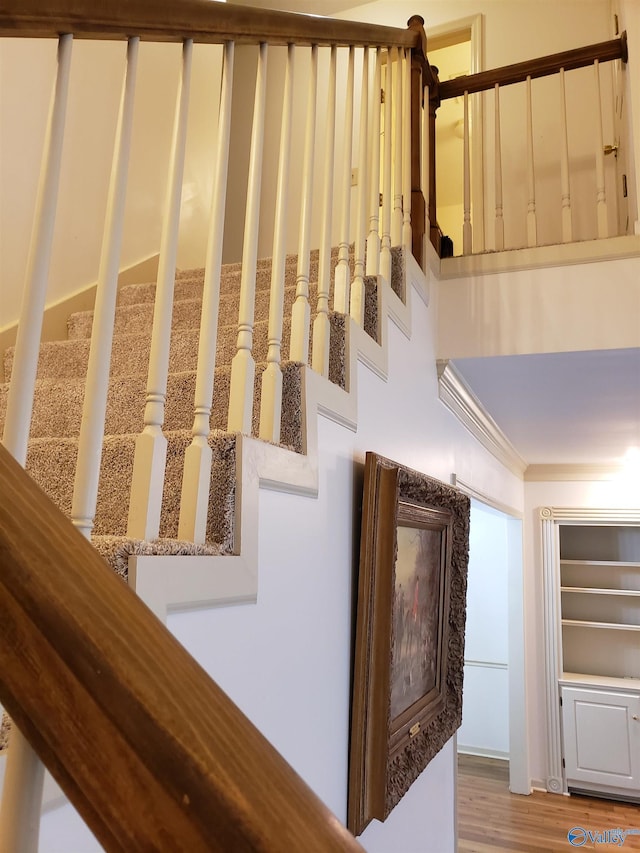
[348,452,470,836]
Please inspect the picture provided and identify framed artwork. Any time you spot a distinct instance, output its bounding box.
[347,452,470,836]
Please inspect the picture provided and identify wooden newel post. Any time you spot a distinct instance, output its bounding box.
[407,16,441,262]
[407,16,427,266]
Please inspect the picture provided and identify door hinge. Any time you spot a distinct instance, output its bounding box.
[623,174,628,198]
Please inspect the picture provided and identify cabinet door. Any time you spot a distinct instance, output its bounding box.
[561,687,640,791]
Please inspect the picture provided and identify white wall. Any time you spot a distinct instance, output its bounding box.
[437,253,640,360]
[457,500,510,758]
[159,282,523,851]
[0,39,221,330]
[523,474,640,789]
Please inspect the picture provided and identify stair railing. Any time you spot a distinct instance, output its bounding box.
[0,443,364,851]
[428,33,629,256]
[0,2,433,846]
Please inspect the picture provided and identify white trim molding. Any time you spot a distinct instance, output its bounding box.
[437,360,527,477]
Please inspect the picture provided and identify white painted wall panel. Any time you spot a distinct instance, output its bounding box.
[458,664,510,757]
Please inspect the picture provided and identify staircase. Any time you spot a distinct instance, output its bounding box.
[0,247,400,579]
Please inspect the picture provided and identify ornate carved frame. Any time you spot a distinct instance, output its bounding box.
[347,452,470,836]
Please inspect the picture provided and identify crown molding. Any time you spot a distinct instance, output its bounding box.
[525,463,626,481]
[437,360,527,477]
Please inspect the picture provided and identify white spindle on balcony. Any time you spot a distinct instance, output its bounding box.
[178,40,235,544]
[71,37,139,540]
[334,45,355,315]
[312,44,337,378]
[392,47,403,246]
[227,42,268,433]
[0,32,73,853]
[494,83,504,251]
[290,44,318,365]
[594,59,609,239]
[350,46,369,328]
[128,39,193,540]
[402,48,412,250]
[380,48,393,286]
[260,43,295,443]
[526,75,538,247]
[463,90,472,255]
[559,67,573,243]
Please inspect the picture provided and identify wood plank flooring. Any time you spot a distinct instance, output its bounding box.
[458,754,640,852]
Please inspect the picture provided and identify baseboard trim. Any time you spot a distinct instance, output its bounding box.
[457,745,510,761]
[0,254,160,383]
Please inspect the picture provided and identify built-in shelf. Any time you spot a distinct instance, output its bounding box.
[561,587,640,597]
[561,559,640,569]
[562,618,640,631]
[561,672,640,691]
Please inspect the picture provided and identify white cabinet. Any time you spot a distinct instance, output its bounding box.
[561,683,640,797]
[557,524,640,799]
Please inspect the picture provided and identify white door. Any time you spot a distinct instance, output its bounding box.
[561,686,640,792]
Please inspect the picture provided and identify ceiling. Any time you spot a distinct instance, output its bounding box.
[452,348,640,467]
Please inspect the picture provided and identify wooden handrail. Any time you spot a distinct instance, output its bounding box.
[0,443,363,852]
[439,33,627,100]
[0,0,419,48]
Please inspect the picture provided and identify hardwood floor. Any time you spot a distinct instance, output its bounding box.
[458,754,640,852]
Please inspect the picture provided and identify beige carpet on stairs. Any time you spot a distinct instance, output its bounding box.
[0,247,404,577]
[0,246,405,753]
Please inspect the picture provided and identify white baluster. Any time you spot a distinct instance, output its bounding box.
[128,39,193,539]
[463,90,472,255]
[71,37,139,540]
[2,34,73,464]
[494,83,504,251]
[260,43,295,443]
[333,46,355,315]
[179,41,234,544]
[402,48,412,250]
[366,48,382,277]
[526,75,538,247]
[559,68,573,243]
[391,47,403,246]
[289,44,318,365]
[422,82,430,261]
[312,45,337,378]
[350,47,369,328]
[227,42,268,433]
[0,35,72,853]
[594,59,609,238]
[380,48,393,286]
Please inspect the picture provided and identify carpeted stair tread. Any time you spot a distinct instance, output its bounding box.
[92,535,227,581]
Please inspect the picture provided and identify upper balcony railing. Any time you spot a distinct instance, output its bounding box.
[427,32,629,257]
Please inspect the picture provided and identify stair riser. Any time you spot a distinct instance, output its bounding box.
[0,371,235,440]
[26,431,236,541]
